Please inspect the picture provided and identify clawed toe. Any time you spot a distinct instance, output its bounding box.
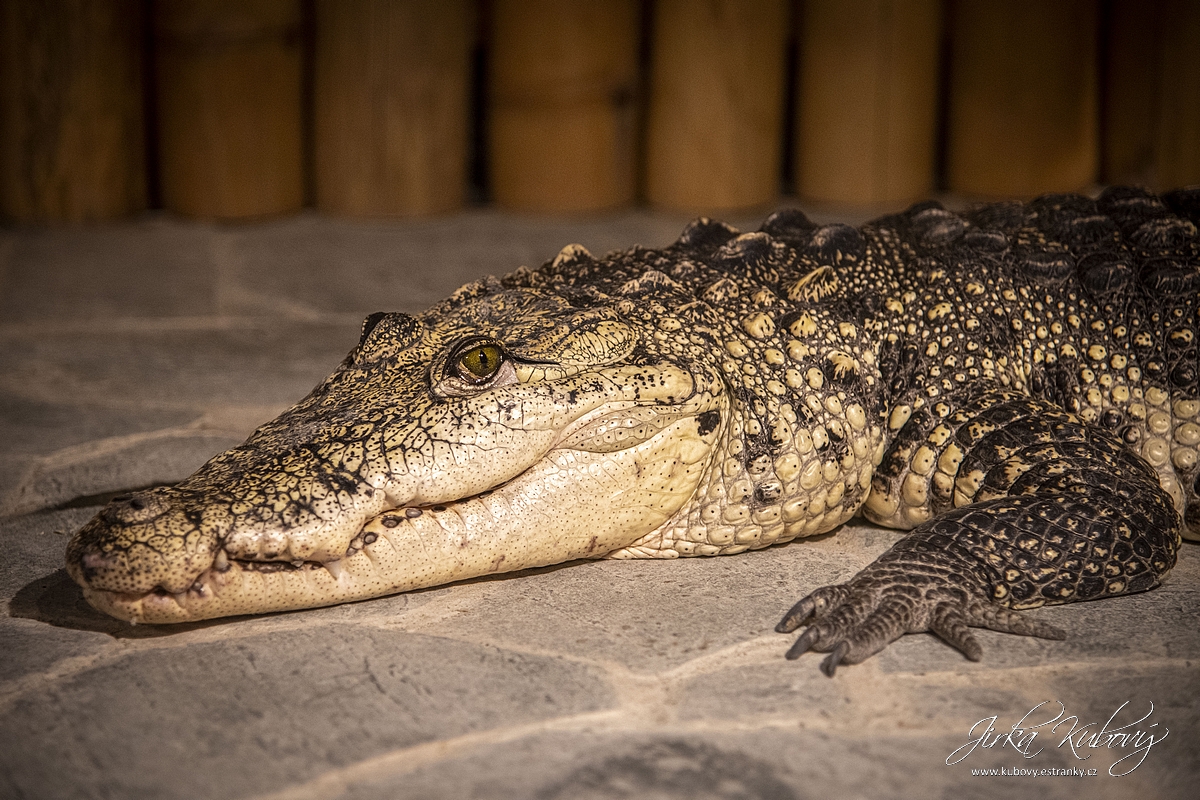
[969,603,1066,641]
[820,641,850,677]
[930,605,983,661]
[775,585,848,634]
[784,626,820,660]
[776,597,816,635]
[778,573,1069,674]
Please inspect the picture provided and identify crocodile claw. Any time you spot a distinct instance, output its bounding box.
[776,561,1067,675]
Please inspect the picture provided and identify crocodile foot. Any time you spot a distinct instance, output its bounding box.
[775,547,1066,676]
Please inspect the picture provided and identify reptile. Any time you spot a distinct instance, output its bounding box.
[66,186,1197,675]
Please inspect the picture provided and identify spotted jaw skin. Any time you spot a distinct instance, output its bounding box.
[70,403,720,624]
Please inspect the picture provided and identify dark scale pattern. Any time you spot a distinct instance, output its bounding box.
[67,188,1196,672]
[775,188,1194,672]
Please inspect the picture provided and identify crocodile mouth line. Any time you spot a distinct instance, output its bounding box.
[115,490,505,610]
[81,403,717,623]
[71,475,498,621]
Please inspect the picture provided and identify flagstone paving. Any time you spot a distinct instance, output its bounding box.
[1,208,1196,800]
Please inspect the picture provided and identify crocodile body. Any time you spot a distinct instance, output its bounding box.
[67,187,1198,672]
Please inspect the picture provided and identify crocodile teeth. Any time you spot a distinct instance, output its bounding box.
[213,549,230,572]
[324,559,345,580]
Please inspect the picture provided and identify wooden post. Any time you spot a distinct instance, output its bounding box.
[644,0,789,213]
[313,0,471,217]
[153,0,304,219]
[1154,0,1200,189]
[795,0,942,207]
[1102,0,1200,190]
[0,0,146,222]
[1101,0,1162,187]
[488,0,639,213]
[945,0,1099,198]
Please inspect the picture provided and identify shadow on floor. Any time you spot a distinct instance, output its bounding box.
[8,569,230,638]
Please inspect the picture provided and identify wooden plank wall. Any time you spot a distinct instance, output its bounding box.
[1,0,1197,222]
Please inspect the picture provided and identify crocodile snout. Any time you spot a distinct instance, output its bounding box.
[67,487,224,596]
[100,490,172,525]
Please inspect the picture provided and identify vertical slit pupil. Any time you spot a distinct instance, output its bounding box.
[460,343,502,381]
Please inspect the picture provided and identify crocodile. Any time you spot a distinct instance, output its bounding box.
[67,186,1198,674]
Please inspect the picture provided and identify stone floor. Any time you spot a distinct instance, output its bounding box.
[1,206,1197,800]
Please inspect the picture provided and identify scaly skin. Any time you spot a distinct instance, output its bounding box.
[67,187,1196,673]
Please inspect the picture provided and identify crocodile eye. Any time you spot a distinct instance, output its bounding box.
[454,342,505,384]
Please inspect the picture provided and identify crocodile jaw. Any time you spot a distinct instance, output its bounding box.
[75,413,715,623]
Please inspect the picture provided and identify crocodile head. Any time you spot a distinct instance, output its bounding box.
[66,265,729,623]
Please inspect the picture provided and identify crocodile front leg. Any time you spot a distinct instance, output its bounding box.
[778,391,1182,675]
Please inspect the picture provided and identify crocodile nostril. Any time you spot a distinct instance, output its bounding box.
[100,490,169,523]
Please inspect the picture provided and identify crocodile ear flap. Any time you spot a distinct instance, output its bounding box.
[785,265,840,303]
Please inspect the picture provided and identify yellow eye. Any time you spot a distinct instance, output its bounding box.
[455,342,504,383]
